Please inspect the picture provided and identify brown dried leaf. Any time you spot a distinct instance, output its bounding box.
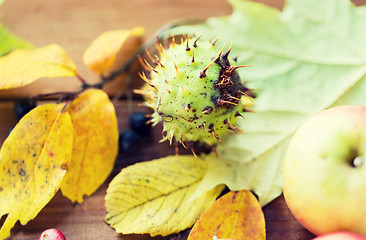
[188,190,266,240]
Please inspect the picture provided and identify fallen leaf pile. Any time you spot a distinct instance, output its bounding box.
[2,0,366,239]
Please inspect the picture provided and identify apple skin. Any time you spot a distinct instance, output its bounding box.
[283,105,366,236]
[39,228,66,240]
[312,231,366,240]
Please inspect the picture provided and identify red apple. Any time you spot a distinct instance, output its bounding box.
[283,105,366,236]
[313,231,366,240]
[39,228,66,240]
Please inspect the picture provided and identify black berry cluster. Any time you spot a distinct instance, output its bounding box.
[13,98,37,120]
[118,112,152,154]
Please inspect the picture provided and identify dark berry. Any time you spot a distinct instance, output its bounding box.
[13,98,37,120]
[129,112,152,136]
[119,130,141,154]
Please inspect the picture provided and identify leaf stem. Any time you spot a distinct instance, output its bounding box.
[32,90,83,102]
[76,73,88,85]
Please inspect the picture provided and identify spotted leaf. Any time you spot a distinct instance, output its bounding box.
[60,89,118,203]
[0,103,73,239]
[188,190,266,240]
[105,155,224,236]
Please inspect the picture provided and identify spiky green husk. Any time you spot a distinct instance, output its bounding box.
[138,36,252,149]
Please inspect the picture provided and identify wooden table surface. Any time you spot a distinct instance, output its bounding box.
[1,0,365,239]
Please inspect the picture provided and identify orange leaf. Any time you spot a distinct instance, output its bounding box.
[83,27,144,74]
[188,190,266,240]
[0,104,73,239]
[60,88,119,203]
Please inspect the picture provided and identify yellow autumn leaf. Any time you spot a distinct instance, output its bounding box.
[188,190,266,240]
[0,44,76,89]
[60,88,118,203]
[0,104,73,240]
[83,27,144,74]
[105,155,224,237]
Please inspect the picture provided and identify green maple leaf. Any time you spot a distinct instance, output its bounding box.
[173,0,366,206]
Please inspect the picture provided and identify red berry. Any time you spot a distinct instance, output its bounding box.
[39,228,66,240]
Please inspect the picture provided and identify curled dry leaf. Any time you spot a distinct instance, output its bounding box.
[105,155,224,237]
[83,27,144,74]
[0,44,76,89]
[60,88,119,203]
[0,104,73,240]
[188,190,266,240]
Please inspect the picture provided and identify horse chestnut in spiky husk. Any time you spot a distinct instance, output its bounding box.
[136,35,252,154]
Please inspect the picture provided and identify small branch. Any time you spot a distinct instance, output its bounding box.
[32,89,84,102]
[76,73,88,85]
[81,82,104,90]
[60,99,72,112]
